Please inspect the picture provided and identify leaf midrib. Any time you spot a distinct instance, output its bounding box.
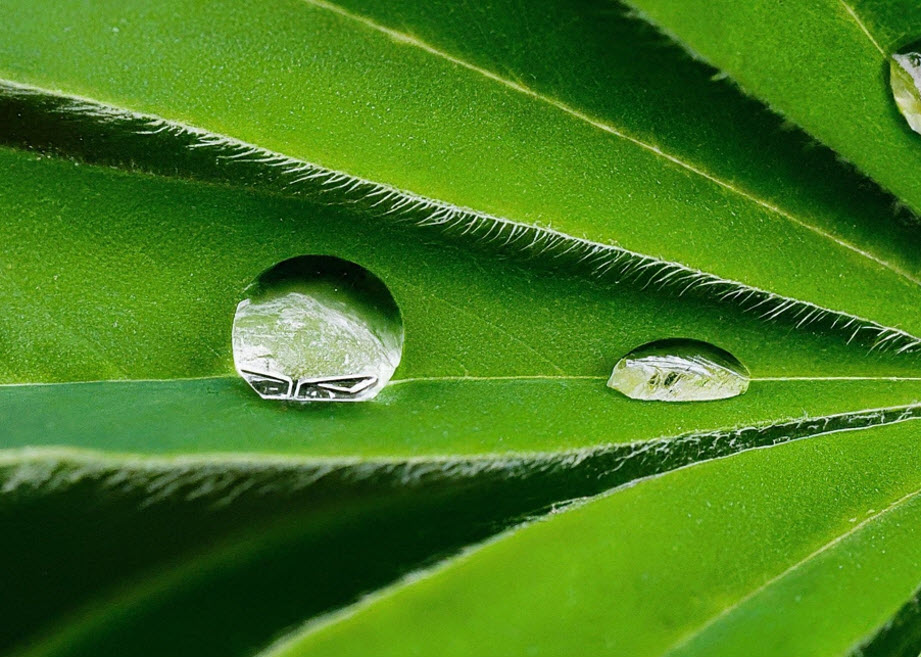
[837,0,885,55]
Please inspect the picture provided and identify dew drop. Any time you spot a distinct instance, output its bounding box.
[891,41,921,135]
[607,339,749,402]
[232,256,403,402]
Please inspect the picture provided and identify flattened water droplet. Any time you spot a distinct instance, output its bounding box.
[232,256,403,402]
[607,339,749,402]
[891,42,921,135]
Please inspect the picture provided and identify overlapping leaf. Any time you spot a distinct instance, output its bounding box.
[271,419,921,656]
[2,0,921,336]
[624,0,921,215]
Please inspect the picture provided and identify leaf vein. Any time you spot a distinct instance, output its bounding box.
[837,0,885,56]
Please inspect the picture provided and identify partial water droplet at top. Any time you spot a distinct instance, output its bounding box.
[232,256,403,402]
[607,339,749,402]
[891,41,921,135]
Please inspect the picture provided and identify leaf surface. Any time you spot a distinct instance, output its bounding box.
[8,377,921,457]
[5,1,921,654]
[2,0,921,338]
[5,381,921,655]
[623,0,921,215]
[271,419,921,656]
[6,146,920,386]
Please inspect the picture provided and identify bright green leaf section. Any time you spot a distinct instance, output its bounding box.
[3,1,921,336]
[8,375,921,654]
[624,0,921,216]
[677,489,921,655]
[5,147,920,385]
[323,0,921,300]
[10,128,921,654]
[271,418,921,656]
[7,377,921,457]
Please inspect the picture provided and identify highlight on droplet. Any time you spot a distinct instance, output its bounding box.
[607,338,749,402]
[232,255,403,402]
[891,41,921,135]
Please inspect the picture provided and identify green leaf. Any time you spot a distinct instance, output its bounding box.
[10,377,921,457]
[6,0,921,654]
[270,418,921,656]
[622,0,921,215]
[6,378,921,655]
[7,119,921,651]
[3,0,921,340]
[6,145,920,386]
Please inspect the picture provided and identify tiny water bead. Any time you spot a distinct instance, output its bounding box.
[607,339,749,402]
[232,256,403,402]
[891,41,921,135]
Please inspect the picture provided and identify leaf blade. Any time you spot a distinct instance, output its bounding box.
[269,418,921,656]
[3,0,921,337]
[623,0,921,215]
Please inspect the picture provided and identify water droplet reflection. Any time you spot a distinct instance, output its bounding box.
[607,338,749,402]
[232,256,403,402]
[891,41,921,135]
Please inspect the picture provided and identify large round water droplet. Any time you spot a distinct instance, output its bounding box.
[607,339,749,402]
[232,256,403,402]
[891,42,921,135]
